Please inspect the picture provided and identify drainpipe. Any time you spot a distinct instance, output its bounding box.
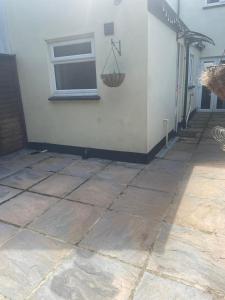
[163,119,169,147]
[175,0,181,132]
[182,43,190,128]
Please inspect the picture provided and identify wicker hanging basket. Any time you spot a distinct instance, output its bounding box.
[101,72,125,88]
[101,39,125,88]
[201,64,225,100]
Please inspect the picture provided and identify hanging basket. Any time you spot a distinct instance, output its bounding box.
[101,72,125,88]
[101,39,125,88]
[201,64,225,100]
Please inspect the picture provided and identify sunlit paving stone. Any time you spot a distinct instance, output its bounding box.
[111,186,173,220]
[30,174,86,197]
[182,175,225,200]
[0,168,51,189]
[30,248,140,300]
[80,211,160,267]
[0,192,58,226]
[166,194,225,235]
[29,200,104,243]
[133,272,214,300]
[0,230,71,300]
[191,164,225,180]
[67,178,124,208]
[0,185,21,204]
[148,223,225,295]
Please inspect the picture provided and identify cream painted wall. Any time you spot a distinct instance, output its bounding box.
[0,0,11,53]
[5,0,149,153]
[180,0,225,58]
[147,14,177,150]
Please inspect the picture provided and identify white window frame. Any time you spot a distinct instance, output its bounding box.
[48,37,97,97]
[205,0,225,7]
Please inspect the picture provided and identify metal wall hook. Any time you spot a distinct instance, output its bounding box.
[111,39,122,56]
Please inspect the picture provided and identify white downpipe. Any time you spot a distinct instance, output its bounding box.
[163,119,169,148]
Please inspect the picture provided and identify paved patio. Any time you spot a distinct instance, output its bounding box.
[0,112,225,299]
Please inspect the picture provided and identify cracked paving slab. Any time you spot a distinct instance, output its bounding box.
[0,230,71,300]
[147,223,225,296]
[29,247,140,300]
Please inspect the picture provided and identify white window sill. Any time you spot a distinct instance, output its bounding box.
[48,94,101,101]
[203,2,225,8]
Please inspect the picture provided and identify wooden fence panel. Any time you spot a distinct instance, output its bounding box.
[0,54,27,155]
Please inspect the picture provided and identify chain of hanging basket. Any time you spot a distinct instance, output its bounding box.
[101,39,125,88]
[201,49,225,100]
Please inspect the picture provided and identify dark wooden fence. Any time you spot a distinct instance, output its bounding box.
[0,54,27,155]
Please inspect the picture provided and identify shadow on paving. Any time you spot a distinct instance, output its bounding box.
[0,113,225,299]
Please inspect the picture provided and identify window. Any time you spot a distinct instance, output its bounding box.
[206,0,225,6]
[49,37,97,97]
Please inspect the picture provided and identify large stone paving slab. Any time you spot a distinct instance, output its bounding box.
[166,195,225,235]
[80,211,160,267]
[95,164,140,185]
[29,200,104,243]
[131,169,179,194]
[191,164,225,180]
[30,248,140,300]
[112,161,145,170]
[32,157,74,172]
[133,272,214,300]
[196,144,223,154]
[30,174,86,198]
[0,222,18,246]
[169,141,197,152]
[111,186,173,220]
[145,159,187,178]
[60,159,108,178]
[67,178,124,208]
[164,150,193,162]
[0,230,71,300]
[191,151,225,165]
[0,185,21,204]
[147,223,225,295]
[183,175,225,200]
[0,192,58,226]
[0,168,51,189]
[0,163,22,180]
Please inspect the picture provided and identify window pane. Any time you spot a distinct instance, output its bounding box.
[207,0,219,3]
[54,61,97,90]
[201,86,211,109]
[216,97,225,109]
[54,42,92,57]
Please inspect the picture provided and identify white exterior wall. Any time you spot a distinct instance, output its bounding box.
[166,0,178,12]
[147,14,177,150]
[0,0,11,53]
[5,0,149,153]
[180,0,225,58]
